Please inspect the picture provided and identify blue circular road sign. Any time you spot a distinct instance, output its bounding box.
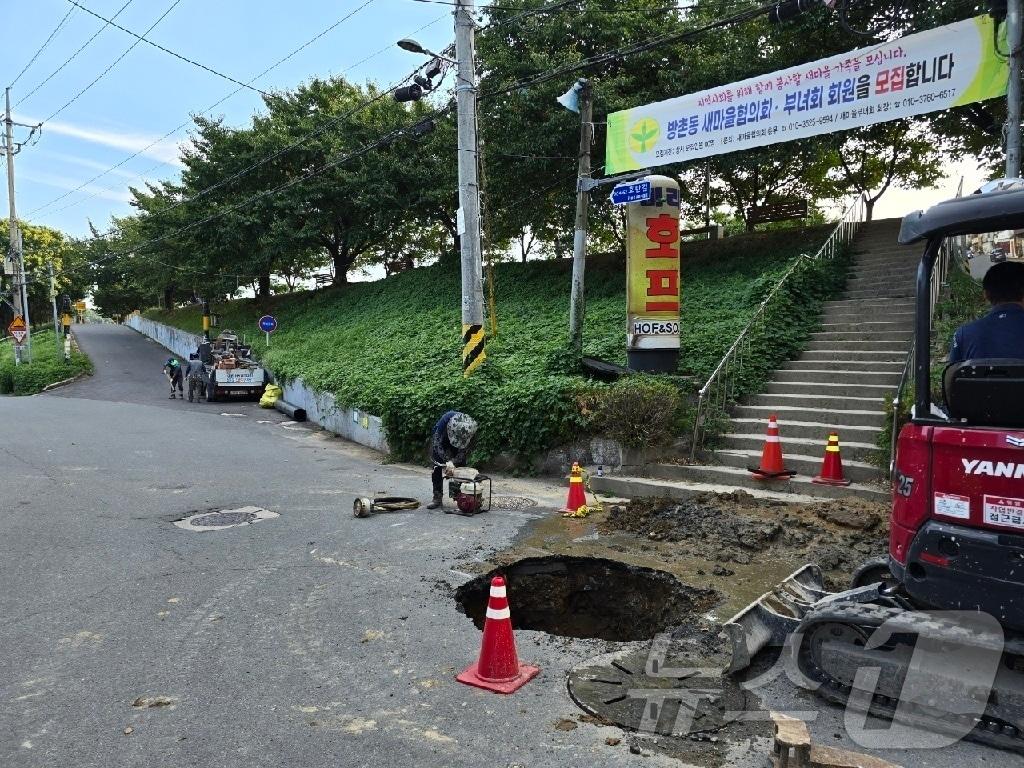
[258,315,278,333]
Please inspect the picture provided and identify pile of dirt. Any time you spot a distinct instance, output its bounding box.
[601,492,888,588]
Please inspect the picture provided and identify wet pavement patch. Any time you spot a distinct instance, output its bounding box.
[174,506,279,532]
[454,556,718,641]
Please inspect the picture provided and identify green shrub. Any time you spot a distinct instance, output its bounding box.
[145,226,833,463]
[590,376,685,449]
[0,329,93,395]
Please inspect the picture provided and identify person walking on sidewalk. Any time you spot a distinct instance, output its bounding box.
[163,357,184,399]
[185,353,207,402]
[426,411,478,510]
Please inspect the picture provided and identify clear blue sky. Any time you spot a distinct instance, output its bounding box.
[1,0,458,237]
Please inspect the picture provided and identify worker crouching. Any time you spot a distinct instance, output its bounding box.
[427,411,478,511]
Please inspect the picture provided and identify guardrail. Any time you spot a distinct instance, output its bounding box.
[690,195,866,459]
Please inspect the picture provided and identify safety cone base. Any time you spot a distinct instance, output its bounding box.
[457,660,540,694]
[813,474,852,487]
[747,465,797,480]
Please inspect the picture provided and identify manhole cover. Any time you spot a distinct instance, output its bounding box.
[175,506,279,532]
[192,511,258,526]
[491,495,536,510]
[454,556,718,641]
[568,642,755,738]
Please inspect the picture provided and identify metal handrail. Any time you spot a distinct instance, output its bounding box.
[690,195,867,459]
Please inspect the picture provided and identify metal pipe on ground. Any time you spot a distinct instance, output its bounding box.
[274,399,307,421]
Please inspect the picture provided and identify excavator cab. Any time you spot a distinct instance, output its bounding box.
[890,185,1024,631]
[722,185,1024,752]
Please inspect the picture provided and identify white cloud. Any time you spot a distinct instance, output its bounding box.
[18,115,186,168]
[20,170,134,203]
[37,149,144,181]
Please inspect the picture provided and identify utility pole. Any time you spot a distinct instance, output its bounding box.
[568,80,593,354]
[4,87,36,363]
[454,0,486,377]
[48,260,60,353]
[1007,0,1023,178]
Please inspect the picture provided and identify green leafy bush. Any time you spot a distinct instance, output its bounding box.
[146,226,832,464]
[0,329,93,395]
[590,376,685,449]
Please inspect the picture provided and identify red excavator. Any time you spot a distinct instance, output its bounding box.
[726,183,1024,753]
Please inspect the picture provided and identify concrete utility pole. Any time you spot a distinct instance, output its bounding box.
[1008,0,1023,178]
[5,87,32,363]
[568,80,593,354]
[454,0,486,376]
[48,261,61,353]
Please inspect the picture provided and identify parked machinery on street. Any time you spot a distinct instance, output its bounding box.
[726,184,1024,754]
[201,330,267,402]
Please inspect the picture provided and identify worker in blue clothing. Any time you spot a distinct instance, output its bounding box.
[949,261,1024,363]
[426,411,478,510]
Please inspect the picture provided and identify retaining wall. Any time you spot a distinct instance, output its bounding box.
[124,315,390,452]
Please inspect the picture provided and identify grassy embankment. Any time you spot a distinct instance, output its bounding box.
[0,329,93,395]
[147,226,846,464]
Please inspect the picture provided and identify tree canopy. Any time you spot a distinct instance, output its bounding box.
[46,0,1008,311]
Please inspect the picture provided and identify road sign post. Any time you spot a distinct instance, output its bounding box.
[258,315,277,347]
[8,314,26,366]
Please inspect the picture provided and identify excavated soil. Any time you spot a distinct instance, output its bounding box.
[600,492,888,592]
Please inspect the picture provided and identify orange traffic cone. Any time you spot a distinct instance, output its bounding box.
[562,462,588,513]
[457,576,540,694]
[747,414,796,479]
[813,432,851,486]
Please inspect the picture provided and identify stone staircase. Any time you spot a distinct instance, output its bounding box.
[594,218,918,503]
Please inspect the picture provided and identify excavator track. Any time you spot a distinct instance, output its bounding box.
[795,601,1024,755]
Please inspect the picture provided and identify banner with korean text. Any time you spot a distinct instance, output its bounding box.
[605,16,1008,174]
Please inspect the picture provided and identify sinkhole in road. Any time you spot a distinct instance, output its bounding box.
[454,556,719,641]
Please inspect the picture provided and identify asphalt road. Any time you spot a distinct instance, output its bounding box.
[3,323,1021,768]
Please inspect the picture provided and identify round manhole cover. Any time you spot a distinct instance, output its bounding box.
[567,642,754,738]
[491,495,536,510]
[175,506,279,532]
[192,511,258,527]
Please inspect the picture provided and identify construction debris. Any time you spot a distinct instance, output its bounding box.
[771,712,902,768]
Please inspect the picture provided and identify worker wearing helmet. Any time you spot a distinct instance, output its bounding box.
[426,411,478,510]
[163,357,184,399]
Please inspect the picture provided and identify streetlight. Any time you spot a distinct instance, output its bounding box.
[397,39,456,64]
[396,6,486,377]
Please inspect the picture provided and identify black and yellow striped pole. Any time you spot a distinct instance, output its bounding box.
[201,298,211,341]
[462,322,486,377]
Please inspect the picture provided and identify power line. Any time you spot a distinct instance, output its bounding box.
[44,0,185,124]
[9,5,77,87]
[56,101,458,280]
[16,0,136,107]
[25,1,429,219]
[60,0,776,277]
[63,0,269,99]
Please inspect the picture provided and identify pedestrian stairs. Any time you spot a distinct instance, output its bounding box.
[594,218,917,503]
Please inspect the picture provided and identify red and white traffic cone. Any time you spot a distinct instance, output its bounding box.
[457,576,540,694]
[562,461,588,514]
[747,414,796,479]
[813,432,851,486]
